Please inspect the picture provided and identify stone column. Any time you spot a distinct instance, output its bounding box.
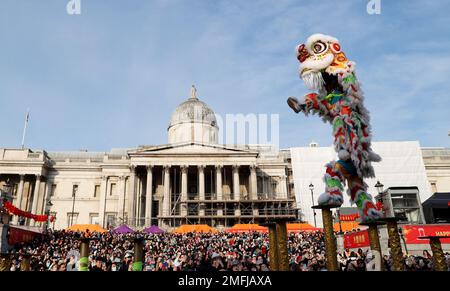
[181,165,188,216]
[233,165,241,216]
[215,165,223,216]
[31,175,41,225]
[198,165,205,216]
[117,176,126,223]
[41,180,52,214]
[135,174,143,226]
[250,165,257,200]
[99,176,108,228]
[163,165,171,216]
[232,165,240,201]
[13,175,25,224]
[250,166,259,216]
[127,166,136,226]
[145,166,153,226]
[279,175,288,199]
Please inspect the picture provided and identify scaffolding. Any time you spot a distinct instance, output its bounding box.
[158,194,298,228]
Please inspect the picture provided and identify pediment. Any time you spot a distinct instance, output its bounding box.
[128,142,258,156]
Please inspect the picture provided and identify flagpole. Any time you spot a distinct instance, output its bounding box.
[21,109,29,150]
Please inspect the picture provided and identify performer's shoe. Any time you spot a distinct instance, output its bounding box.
[287,97,302,113]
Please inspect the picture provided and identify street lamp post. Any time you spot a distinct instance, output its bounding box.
[398,226,409,255]
[70,187,77,227]
[336,208,343,234]
[374,180,385,213]
[44,200,53,232]
[309,183,317,227]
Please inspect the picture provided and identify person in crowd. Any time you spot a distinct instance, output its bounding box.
[6,229,448,271]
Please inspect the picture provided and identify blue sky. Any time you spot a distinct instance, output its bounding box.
[1,0,449,151]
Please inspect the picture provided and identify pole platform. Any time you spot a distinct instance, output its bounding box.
[312,205,338,271]
[359,220,386,271]
[261,218,291,271]
[380,217,403,271]
[418,235,449,272]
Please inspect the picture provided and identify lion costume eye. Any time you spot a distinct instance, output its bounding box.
[312,41,327,54]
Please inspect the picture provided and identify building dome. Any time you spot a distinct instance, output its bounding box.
[168,86,219,144]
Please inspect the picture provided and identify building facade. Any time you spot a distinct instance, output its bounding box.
[288,141,444,227]
[421,147,450,193]
[0,88,296,230]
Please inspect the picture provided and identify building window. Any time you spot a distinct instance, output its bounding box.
[110,183,116,196]
[391,193,423,224]
[67,212,78,226]
[94,185,100,197]
[430,181,437,193]
[50,184,57,197]
[72,184,79,197]
[90,213,99,225]
[106,213,116,227]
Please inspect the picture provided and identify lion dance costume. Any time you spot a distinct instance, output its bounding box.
[287,34,383,222]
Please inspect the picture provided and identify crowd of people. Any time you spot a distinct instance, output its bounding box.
[2,229,449,271]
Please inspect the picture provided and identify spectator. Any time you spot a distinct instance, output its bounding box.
[6,229,448,271]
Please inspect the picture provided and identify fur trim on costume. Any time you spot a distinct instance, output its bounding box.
[318,192,343,206]
[301,70,326,91]
[338,150,350,161]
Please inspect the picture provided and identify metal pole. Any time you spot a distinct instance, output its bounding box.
[79,238,90,271]
[418,236,448,271]
[132,238,144,271]
[20,254,31,271]
[315,206,338,271]
[267,223,279,271]
[310,189,317,227]
[21,109,29,150]
[275,221,289,271]
[399,228,409,255]
[366,223,385,271]
[0,254,12,272]
[70,192,76,227]
[384,218,403,271]
[337,208,343,234]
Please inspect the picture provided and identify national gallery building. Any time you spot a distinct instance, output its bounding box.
[0,88,296,230]
[1,88,449,230]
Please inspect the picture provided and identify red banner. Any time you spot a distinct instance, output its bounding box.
[2,201,55,222]
[8,227,42,245]
[343,230,370,248]
[402,224,450,244]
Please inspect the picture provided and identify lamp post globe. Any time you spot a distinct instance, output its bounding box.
[374,180,384,195]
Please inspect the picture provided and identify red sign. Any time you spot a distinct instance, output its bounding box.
[340,213,360,221]
[7,227,42,246]
[402,224,450,244]
[344,230,370,249]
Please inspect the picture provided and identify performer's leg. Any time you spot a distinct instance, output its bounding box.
[318,161,344,206]
[347,177,383,222]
